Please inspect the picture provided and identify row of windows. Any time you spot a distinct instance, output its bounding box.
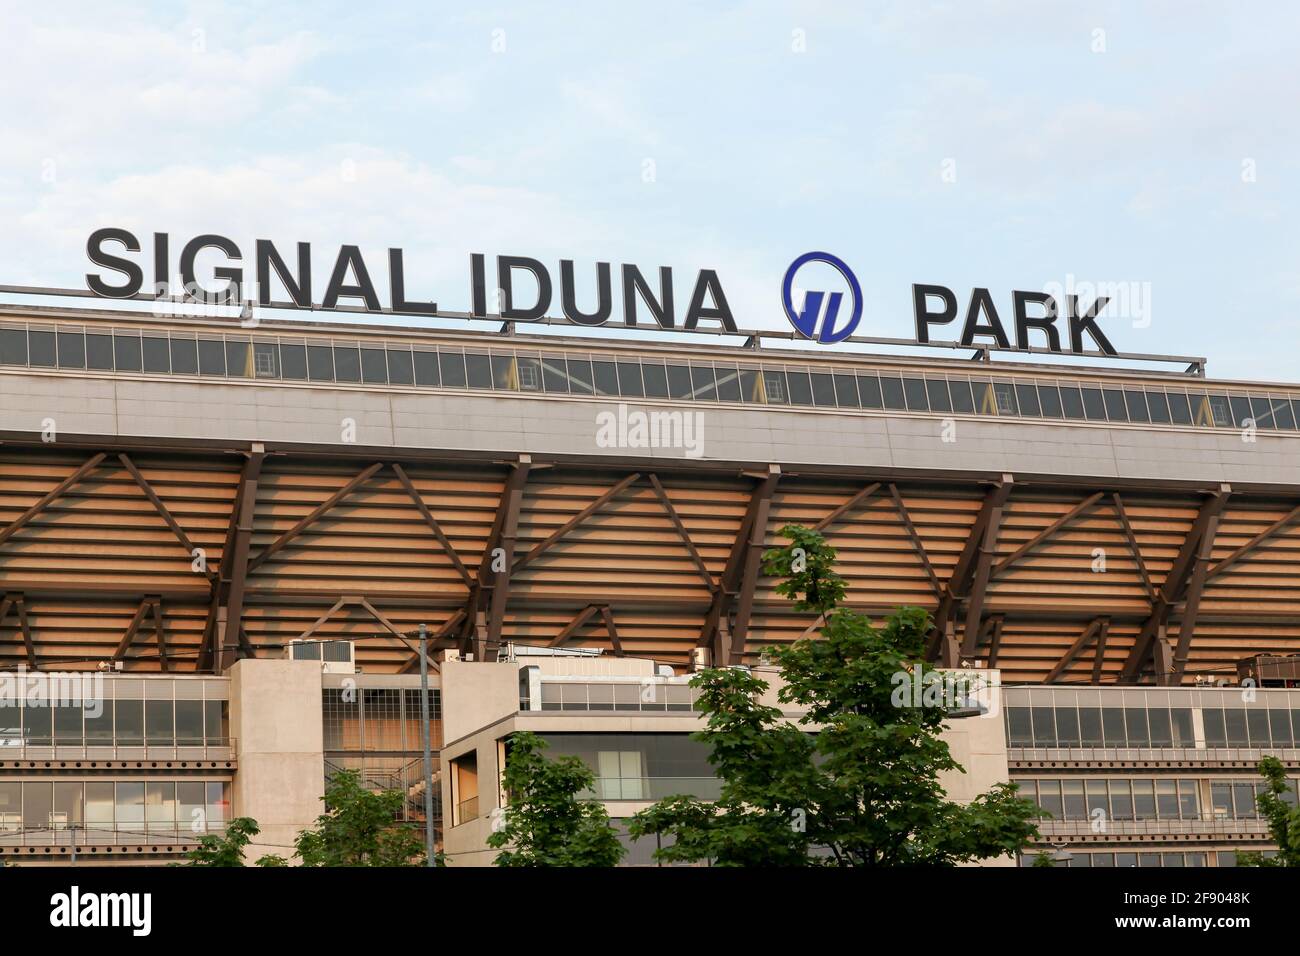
[0,780,229,832]
[0,699,228,747]
[1006,704,1300,749]
[1018,777,1202,821]
[5,323,1300,432]
[1021,851,1209,867]
[322,688,441,753]
[536,682,699,712]
[1007,705,1197,749]
[1019,776,1300,822]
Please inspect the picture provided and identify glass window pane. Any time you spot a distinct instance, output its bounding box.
[360,347,388,384]
[114,333,143,372]
[949,378,974,414]
[28,330,56,366]
[1229,395,1252,428]
[1147,390,1171,423]
[592,360,619,396]
[412,350,439,387]
[1038,384,1062,418]
[439,350,467,388]
[199,339,226,376]
[641,361,668,398]
[857,374,882,409]
[1125,708,1150,747]
[992,382,1018,415]
[1081,387,1106,420]
[1102,389,1127,421]
[1059,385,1085,419]
[57,330,86,368]
[1125,390,1149,422]
[333,345,361,383]
[170,336,198,375]
[613,360,643,397]
[142,336,171,373]
[1015,383,1040,416]
[565,357,592,395]
[715,365,742,402]
[835,373,861,408]
[738,368,763,403]
[387,348,414,385]
[810,372,836,407]
[902,377,928,411]
[146,700,174,745]
[116,781,145,826]
[690,365,718,401]
[306,344,334,381]
[1208,394,1232,428]
[1168,391,1193,425]
[517,356,543,392]
[786,371,813,406]
[880,376,905,410]
[0,327,27,365]
[176,700,204,746]
[762,370,788,404]
[225,339,251,377]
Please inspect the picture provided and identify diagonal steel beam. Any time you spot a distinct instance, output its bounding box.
[247,461,383,572]
[1206,501,1300,583]
[647,474,717,592]
[813,482,883,532]
[513,472,640,572]
[1045,617,1107,683]
[0,452,107,547]
[1168,506,1224,685]
[119,453,216,582]
[397,608,468,674]
[888,484,942,597]
[992,491,1106,578]
[599,605,625,658]
[14,595,36,670]
[1121,485,1230,683]
[1111,492,1156,604]
[957,476,1014,659]
[549,605,602,648]
[932,477,1012,660]
[390,462,474,588]
[217,446,265,672]
[728,467,781,665]
[482,457,532,661]
[113,598,153,663]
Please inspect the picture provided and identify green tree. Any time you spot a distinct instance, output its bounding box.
[1236,756,1300,867]
[629,524,1040,866]
[183,816,286,867]
[294,769,429,867]
[488,731,624,866]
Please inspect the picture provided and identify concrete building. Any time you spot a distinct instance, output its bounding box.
[0,288,1298,864]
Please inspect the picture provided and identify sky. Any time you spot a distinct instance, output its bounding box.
[3,1,1300,382]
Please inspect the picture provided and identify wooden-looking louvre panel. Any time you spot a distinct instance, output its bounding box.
[511,471,739,607]
[3,444,1300,681]
[746,481,983,647]
[985,493,1193,617]
[0,451,236,596]
[245,462,502,600]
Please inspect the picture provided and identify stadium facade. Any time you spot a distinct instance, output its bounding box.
[0,272,1299,865]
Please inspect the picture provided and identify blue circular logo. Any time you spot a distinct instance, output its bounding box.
[781,251,863,344]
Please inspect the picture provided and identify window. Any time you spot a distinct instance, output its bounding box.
[1038,384,1062,418]
[114,332,143,372]
[1015,382,1041,417]
[902,377,928,411]
[439,350,467,388]
[360,347,388,384]
[1102,389,1127,421]
[0,326,26,365]
[1081,387,1107,421]
[199,338,226,376]
[691,365,719,401]
[616,360,644,397]
[715,365,742,402]
[1124,390,1150,422]
[835,374,861,408]
[1059,385,1085,419]
[253,342,279,379]
[333,345,361,383]
[1147,390,1171,423]
[517,356,543,392]
[880,376,906,410]
[857,374,883,409]
[387,347,415,385]
[949,378,974,414]
[170,336,199,375]
[29,329,56,366]
[592,360,619,396]
[786,370,813,406]
[57,330,86,368]
[810,372,836,407]
[642,361,669,398]
[667,364,694,399]
[225,338,252,377]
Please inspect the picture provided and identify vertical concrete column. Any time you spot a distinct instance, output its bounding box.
[229,659,324,864]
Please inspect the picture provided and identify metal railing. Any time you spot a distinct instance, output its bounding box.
[455,796,479,824]
[0,824,225,847]
[0,737,236,761]
[531,682,701,713]
[582,777,723,802]
[1034,814,1272,837]
[1010,746,1300,763]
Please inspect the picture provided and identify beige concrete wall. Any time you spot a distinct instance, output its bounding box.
[440,659,522,746]
[229,659,325,864]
